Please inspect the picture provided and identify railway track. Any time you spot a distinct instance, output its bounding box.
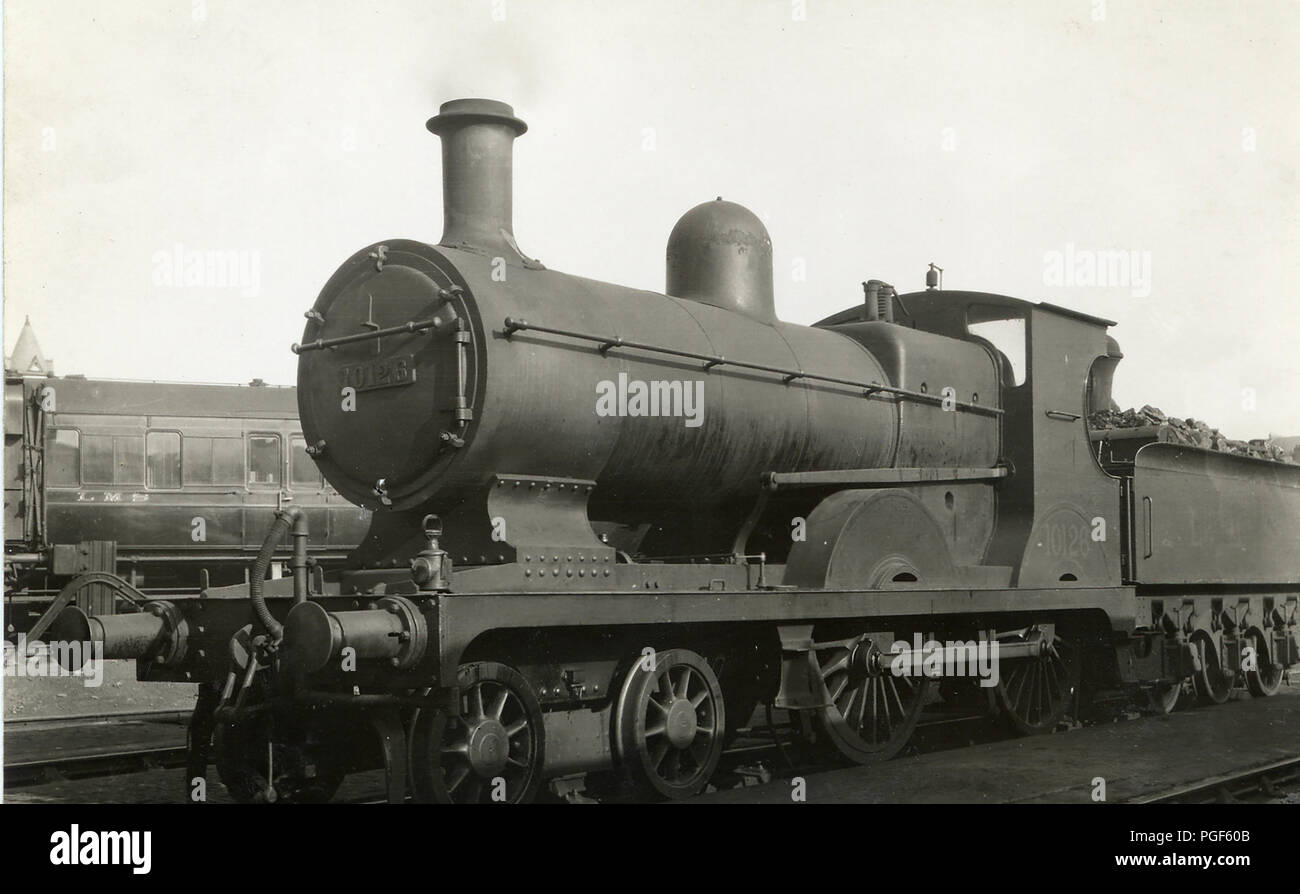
[6,696,1286,803]
[4,708,190,728]
[3,709,190,787]
[1129,755,1300,804]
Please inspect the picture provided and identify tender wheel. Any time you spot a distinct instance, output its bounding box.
[1244,628,1283,698]
[613,648,725,800]
[1192,633,1233,706]
[807,634,932,764]
[995,634,1077,735]
[213,709,345,804]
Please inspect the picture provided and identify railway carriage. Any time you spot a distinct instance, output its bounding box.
[52,99,1300,803]
[4,374,367,637]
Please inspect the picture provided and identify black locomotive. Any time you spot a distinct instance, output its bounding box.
[53,99,1300,803]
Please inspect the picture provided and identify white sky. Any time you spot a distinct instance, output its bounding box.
[3,0,1298,438]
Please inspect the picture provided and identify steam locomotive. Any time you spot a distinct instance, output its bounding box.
[52,99,1300,803]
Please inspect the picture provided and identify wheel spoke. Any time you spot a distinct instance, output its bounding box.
[662,747,682,782]
[649,738,670,771]
[821,652,850,678]
[445,764,471,794]
[488,688,508,720]
[828,676,849,703]
[463,775,483,804]
[887,676,907,719]
[658,670,675,702]
[677,666,693,698]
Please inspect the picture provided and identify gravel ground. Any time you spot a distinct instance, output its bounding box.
[4,649,197,720]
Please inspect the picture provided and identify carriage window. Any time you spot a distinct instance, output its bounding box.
[183,436,245,486]
[45,429,80,486]
[116,437,144,484]
[82,435,144,485]
[183,437,213,485]
[213,438,244,485]
[248,435,281,486]
[82,436,114,484]
[290,435,322,487]
[146,431,181,489]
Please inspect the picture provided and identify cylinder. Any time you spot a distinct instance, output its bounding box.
[49,604,181,669]
[426,99,528,256]
[282,597,426,674]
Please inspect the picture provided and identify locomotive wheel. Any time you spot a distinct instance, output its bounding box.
[995,635,1077,735]
[409,662,545,804]
[807,634,932,764]
[213,710,345,804]
[1147,678,1187,715]
[1244,629,1283,698]
[1192,633,1234,706]
[613,649,725,800]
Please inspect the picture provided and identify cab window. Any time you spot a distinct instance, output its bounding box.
[967,305,1027,387]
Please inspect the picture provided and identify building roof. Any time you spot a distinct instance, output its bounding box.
[5,317,54,375]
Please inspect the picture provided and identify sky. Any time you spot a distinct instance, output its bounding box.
[3,0,1298,439]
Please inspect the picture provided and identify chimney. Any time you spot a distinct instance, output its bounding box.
[426,98,528,257]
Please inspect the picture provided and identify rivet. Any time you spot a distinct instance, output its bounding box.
[553,568,559,577]
[525,569,531,577]
[578,569,585,577]
[567,569,574,577]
